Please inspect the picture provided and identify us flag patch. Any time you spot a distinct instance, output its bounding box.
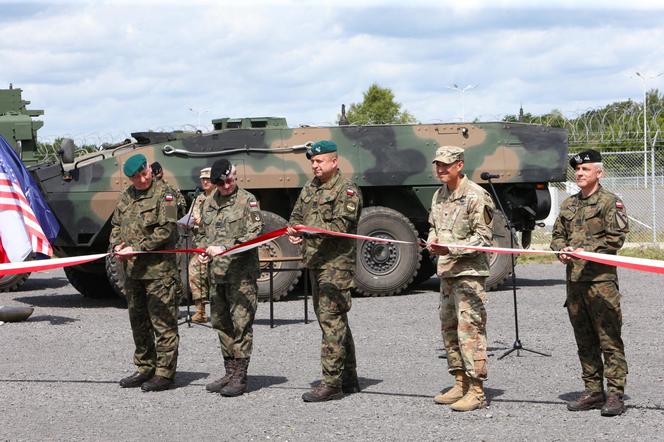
[346,189,355,196]
[164,194,174,201]
[249,201,258,208]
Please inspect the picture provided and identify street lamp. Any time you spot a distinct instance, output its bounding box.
[635,71,663,187]
[188,106,209,129]
[447,84,476,122]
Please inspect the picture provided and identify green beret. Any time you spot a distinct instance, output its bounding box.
[306,140,337,159]
[123,154,147,177]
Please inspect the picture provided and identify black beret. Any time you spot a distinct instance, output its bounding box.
[210,159,232,184]
[151,161,163,175]
[569,149,602,168]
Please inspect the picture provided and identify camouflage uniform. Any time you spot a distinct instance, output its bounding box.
[109,179,180,380]
[199,187,262,358]
[289,170,362,389]
[427,175,494,381]
[550,185,629,395]
[188,192,209,302]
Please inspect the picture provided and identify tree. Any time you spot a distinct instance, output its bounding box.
[343,83,417,125]
[37,137,98,162]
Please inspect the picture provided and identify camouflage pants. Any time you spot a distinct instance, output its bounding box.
[440,276,488,381]
[125,276,180,379]
[566,281,627,395]
[188,256,209,302]
[310,268,357,389]
[210,276,258,359]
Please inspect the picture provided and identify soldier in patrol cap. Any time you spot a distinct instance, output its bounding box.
[427,145,495,412]
[551,149,629,416]
[287,140,363,402]
[188,167,214,323]
[110,153,180,392]
[198,159,263,397]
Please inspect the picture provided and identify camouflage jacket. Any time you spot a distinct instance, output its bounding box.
[189,192,208,247]
[109,179,179,279]
[550,185,629,282]
[289,170,362,270]
[427,175,495,278]
[159,178,188,218]
[199,187,262,281]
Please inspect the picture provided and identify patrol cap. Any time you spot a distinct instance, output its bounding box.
[210,159,233,184]
[306,140,337,159]
[199,167,211,179]
[123,154,148,177]
[569,149,602,168]
[432,145,464,164]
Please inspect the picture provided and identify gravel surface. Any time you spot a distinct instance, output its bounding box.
[1,264,663,441]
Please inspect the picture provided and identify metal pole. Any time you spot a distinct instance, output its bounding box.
[652,130,660,243]
[644,85,648,189]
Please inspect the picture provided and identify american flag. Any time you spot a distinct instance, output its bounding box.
[0,138,55,262]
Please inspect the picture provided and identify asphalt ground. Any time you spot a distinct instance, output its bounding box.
[1,263,664,441]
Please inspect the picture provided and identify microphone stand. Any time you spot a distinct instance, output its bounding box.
[482,174,550,359]
[179,187,211,328]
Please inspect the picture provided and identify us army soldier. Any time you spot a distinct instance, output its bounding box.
[287,140,362,402]
[550,149,629,417]
[427,145,494,412]
[187,167,214,323]
[110,153,180,392]
[198,159,263,397]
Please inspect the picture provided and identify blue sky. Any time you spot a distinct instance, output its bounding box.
[1,0,664,145]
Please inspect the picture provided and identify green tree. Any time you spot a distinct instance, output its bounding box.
[344,83,417,125]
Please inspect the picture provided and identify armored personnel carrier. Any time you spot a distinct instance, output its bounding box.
[28,114,568,300]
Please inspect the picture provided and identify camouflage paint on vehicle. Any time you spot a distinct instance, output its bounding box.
[28,117,568,300]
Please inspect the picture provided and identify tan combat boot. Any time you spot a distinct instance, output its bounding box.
[191,300,208,323]
[434,370,469,405]
[450,378,487,412]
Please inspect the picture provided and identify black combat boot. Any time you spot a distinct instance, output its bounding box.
[567,391,606,411]
[342,369,361,394]
[141,375,174,392]
[220,358,249,397]
[119,371,153,388]
[302,384,344,402]
[601,394,625,417]
[206,358,235,393]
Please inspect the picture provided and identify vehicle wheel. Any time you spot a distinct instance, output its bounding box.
[486,212,518,290]
[0,273,31,292]
[105,253,126,299]
[64,263,118,298]
[412,249,436,285]
[257,211,302,302]
[354,206,421,296]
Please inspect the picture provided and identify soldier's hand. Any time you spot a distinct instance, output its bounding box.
[115,245,135,261]
[286,226,303,244]
[198,253,210,264]
[192,215,201,225]
[558,246,576,264]
[428,243,449,256]
[205,245,226,257]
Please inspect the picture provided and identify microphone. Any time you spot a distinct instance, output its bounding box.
[480,172,500,180]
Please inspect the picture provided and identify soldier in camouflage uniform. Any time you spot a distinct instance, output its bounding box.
[550,149,629,417]
[287,140,362,403]
[198,159,263,397]
[110,154,180,392]
[187,167,214,323]
[427,145,494,412]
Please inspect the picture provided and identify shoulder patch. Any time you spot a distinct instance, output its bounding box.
[164,193,174,202]
[249,200,258,208]
[346,188,355,196]
[616,201,624,209]
[483,206,493,225]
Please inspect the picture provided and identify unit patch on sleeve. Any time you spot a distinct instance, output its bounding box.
[164,193,174,202]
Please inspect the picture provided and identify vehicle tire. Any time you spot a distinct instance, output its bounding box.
[0,273,31,292]
[105,253,126,299]
[354,206,421,296]
[412,249,437,285]
[257,211,301,302]
[486,212,518,290]
[64,263,118,299]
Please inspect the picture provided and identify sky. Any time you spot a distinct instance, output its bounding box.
[2,0,664,145]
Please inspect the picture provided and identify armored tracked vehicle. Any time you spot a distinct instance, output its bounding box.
[28,114,568,300]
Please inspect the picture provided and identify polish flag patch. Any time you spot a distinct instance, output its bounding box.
[164,194,174,201]
[249,201,258,208]
[616,201,624,209]
[346,189,355,196]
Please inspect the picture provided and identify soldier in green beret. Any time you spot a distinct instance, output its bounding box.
[198,159,263,397]
[427,145,495,412]
[287,140,363,402]
[110,153,180,392]
[551,149,629,416]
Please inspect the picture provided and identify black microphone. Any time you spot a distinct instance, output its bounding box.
[480,172,500,180]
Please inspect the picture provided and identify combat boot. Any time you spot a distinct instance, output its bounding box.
[567,390,605,411]
[206,358,235,393]
[220,358,249,397]
[434,370,469,405]
[302,383,344,402]
[600,394,625,417]
[191,300,208,323]
[342,369,361,394]
[141,375,174,392]
[119,370,153,388]
[450,378,486,412]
